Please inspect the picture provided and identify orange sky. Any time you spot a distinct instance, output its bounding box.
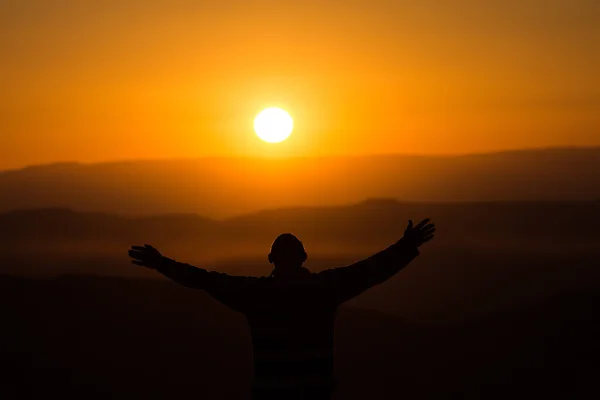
[1,0,599,170]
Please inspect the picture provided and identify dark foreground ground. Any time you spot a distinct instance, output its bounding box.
[0,275,598,399]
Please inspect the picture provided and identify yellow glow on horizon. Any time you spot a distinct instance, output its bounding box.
[254,108,294,143]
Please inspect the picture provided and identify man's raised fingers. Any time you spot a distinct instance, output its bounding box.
[421,234,434,243]
[131,245,147,252]
[415,218,431,229]
[131,260,146,266]
[421,225,436,234]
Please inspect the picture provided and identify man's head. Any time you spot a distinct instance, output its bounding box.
[268,233,307,275]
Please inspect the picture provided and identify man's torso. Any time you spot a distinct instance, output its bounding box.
[241,275,339,392]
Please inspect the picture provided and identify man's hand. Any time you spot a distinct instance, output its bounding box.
[402,218,435,247]
[128,244,164,269]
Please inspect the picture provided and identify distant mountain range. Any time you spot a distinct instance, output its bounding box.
[1,199,599,257]
[1,147,599,218]
[1,200,599,317]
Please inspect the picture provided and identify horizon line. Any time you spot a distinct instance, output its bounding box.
[2,198,599,223]
[2,144,600,173]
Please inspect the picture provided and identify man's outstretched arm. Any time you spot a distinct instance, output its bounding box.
[318,219,435,304]
[128,245,251,307]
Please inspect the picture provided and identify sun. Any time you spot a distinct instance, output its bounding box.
[254,107,293,143]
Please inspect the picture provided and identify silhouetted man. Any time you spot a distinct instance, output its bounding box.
[129,218,435,400]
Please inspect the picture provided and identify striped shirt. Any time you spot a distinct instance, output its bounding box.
[157,239,419,393]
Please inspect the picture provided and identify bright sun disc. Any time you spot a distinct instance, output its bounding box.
[254,107,293,143]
